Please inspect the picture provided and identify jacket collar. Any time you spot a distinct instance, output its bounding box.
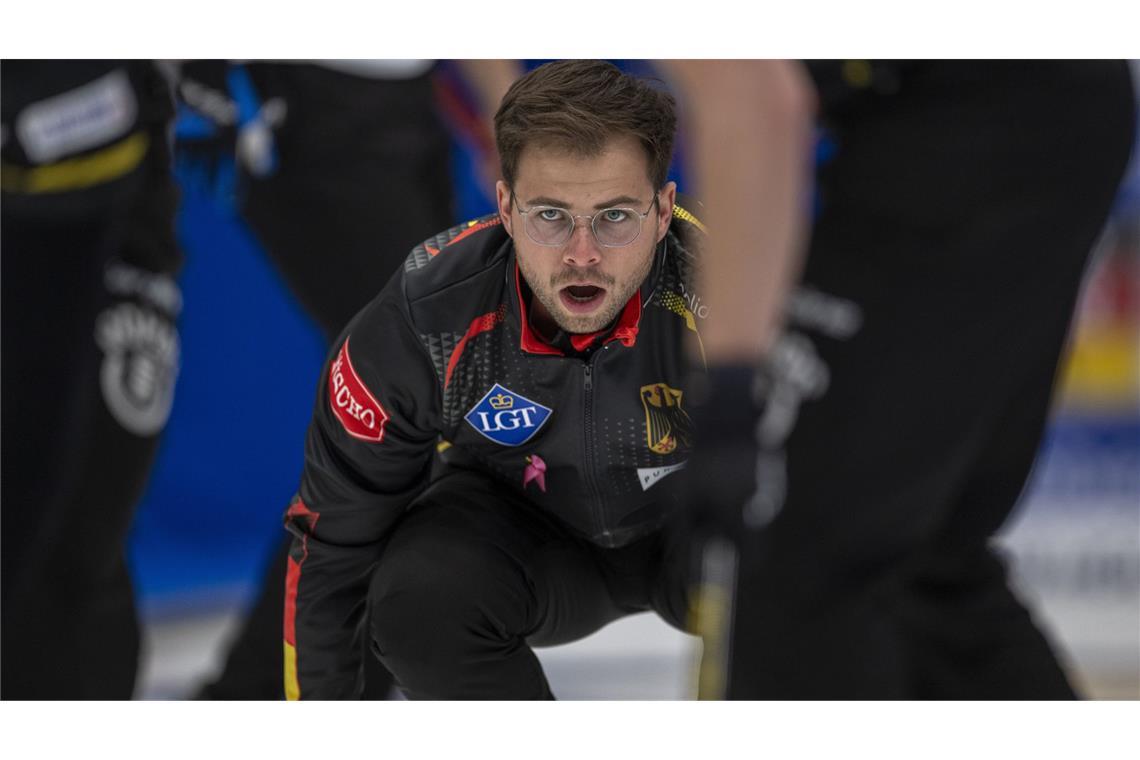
[507,237,667,357]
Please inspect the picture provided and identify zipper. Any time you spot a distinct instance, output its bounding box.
[581,360,611,543]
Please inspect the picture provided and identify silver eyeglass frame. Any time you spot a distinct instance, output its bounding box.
[511,194,660,248]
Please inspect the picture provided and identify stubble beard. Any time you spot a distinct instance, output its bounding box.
[519,246,656,334]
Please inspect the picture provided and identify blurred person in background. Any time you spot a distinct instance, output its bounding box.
[172,59,519,699]
[670,60,1136,698]
[1,61,183,698]
[283,60,709,699]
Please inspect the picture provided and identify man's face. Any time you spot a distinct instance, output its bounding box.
[497,135,676,335]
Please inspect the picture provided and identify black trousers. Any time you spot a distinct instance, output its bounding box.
[1,62,181,699]
[721,61,1136,698]
[366,469,691,700]
[196,63,454,699]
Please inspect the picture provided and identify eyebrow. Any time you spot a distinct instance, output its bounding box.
[525,194,647,210]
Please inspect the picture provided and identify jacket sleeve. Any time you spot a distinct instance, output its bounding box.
[283,281,440,700]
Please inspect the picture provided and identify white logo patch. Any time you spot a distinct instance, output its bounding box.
[95,300,180,436]
[637,461,688,491]
[17,69,137,163]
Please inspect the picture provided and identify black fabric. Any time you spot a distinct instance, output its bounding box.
[1,62,181,699]
[195,63,453,700]
[712,61,1136,699]
[242,63,454,342]
[198,538,396,700]
[367,467,690,699]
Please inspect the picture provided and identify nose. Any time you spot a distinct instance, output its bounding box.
[562,221,602,267]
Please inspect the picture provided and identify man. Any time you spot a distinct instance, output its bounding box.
[672,60,1136,698]
[283,59,704,699]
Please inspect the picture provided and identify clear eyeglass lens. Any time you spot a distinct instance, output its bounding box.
[527,207,574,244]
[524,206,642,247]
[593,209,639,246]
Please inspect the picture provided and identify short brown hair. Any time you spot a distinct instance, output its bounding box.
[494,60,677,191]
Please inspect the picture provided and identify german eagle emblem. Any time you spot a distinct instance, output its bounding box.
[640,383,693,455]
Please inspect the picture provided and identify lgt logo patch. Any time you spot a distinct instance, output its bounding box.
[465,383,552,446]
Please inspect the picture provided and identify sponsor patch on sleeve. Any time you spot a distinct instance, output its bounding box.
[329,339,389,443]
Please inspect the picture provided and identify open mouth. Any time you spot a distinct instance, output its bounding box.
[559,284,606,313]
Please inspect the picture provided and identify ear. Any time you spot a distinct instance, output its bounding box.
[496,180,514,236]
[655,181,677,242]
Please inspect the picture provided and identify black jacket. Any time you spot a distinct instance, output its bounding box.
[284,205,707,698]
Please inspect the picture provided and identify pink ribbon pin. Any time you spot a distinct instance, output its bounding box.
[523,455,547,493]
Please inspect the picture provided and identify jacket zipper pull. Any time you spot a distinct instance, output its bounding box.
[584,364,593,392]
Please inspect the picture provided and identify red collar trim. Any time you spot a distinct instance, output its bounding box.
[607,289,642,348]
[514,264,642,355]
[570,331,601,353]
[515,265,564,356]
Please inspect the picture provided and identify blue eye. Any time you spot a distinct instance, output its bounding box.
[538,208,565,222]
[602,209,629,223]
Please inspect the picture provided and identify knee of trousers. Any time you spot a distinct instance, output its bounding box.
[366,544,533,670]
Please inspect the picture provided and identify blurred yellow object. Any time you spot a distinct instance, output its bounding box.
[0,131,148,194]
[1057,323,1140,411]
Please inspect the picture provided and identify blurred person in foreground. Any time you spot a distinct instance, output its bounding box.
[173,59,519,699]
[1,61,182,698]
[667,60,1136,698]
[283,60,707,699]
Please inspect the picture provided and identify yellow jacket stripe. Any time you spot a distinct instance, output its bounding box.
[284,641,300,701]
[1,131,149,194]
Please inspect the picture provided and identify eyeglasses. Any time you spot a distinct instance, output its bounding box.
[512,194,659,248]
